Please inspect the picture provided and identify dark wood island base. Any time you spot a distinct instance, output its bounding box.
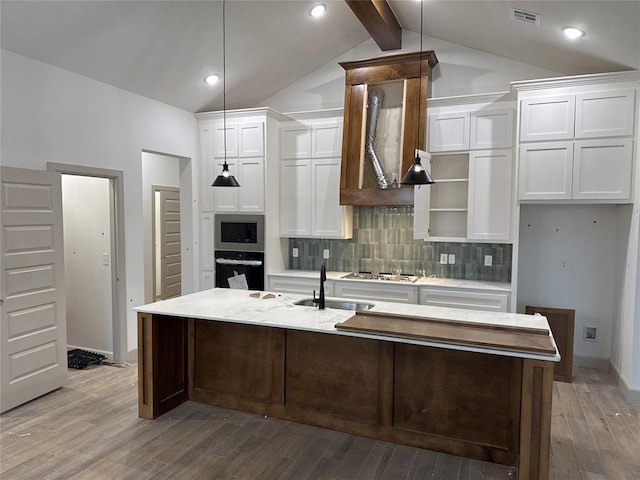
[138,313,553,480]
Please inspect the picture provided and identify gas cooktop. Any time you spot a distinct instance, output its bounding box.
[342,272,419,283]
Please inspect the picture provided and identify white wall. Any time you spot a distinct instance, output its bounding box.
[1,50,199,358]
[62,174,113,355]
[517,205,628,362]
[141,152,181,303]
[261,31,561,113]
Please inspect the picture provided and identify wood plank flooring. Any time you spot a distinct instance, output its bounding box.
[1,364,638,479]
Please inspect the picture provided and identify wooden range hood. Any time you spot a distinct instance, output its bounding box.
[339,51,438,206]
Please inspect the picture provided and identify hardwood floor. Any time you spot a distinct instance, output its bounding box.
[1,364,638,479]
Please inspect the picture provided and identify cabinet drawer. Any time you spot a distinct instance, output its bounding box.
[334,282,417,304]
[268,276,333,297]
[419,288,509,312]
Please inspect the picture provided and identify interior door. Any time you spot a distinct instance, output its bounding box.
[1,166,68,412]
[159,188,181,299]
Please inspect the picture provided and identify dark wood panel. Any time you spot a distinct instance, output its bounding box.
[336,311,557,356]
[190,320,285,405]
[340,187,414,206]
[393,344,522,465]
[345,0,402,51]
[285,330,384,424]
[137,313,188,419]
[525,306,575,382]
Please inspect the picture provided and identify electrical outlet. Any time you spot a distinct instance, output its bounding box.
[560,259,568,270]
[439,253,448,264]
[584,326,597,341]
[323,249,330,259]
[292,247,299,258]
[484,255,493,267]
[448,254,455,265]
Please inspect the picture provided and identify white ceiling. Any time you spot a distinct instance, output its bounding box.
[2,0,639,113]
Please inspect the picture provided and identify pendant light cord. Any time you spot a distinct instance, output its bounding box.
[416,0,423,153]
[222,0,227,167]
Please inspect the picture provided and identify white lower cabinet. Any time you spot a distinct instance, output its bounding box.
[268,275,333,297]
[518,138,633,201]
[333,281,418,304]
[419,287,509,312]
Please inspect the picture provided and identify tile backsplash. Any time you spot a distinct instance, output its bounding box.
[288,206,512,282]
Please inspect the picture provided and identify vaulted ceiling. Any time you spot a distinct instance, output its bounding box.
[2,1,639,113]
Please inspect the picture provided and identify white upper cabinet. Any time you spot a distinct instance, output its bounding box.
[467,149,513,241]
[200,120,265,213]
[279,119,352,239]
[518,142,573,201]
[520,95,575,142]
[281,125,312,159]
[575,90,636,139]
[517,84,637,203]
[428,112,470,152]
[429,106,514,152]
[469,109,514,149]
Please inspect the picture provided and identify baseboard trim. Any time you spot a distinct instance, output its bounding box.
[573,355,610,371]
[609,360,640,404]
[126,348,138,364]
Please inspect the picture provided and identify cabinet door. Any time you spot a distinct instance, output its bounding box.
[311,158,351,238]
[470,109,514,150]
[467,150,512,241]
[213,123,238,158]
[213,160,239,211]
[333,281,418,304]
[428,112,470,152]
[281,125,312,159]
[280,160,311,236]
[199,125,215,211]
[518,142,573,200]
[520,95,575,142]
[312,122,342,158]
[238,122,264,157]
[199,213,215,270]
[413,183,431,239]
[575,89,636,139]
[237,158,264,212]
[573,138,633,200]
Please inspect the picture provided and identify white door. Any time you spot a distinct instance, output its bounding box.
[1,166,67,412]
[159,189,181,299]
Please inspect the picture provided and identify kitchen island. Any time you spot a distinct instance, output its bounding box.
[134,288,559,480]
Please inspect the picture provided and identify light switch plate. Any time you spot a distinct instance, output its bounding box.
[323,249,330,259]
[484,255,493,266]
[439,253,448,264]
[292,247,299,258]
[448,254,455,264]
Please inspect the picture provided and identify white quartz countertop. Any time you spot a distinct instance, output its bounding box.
[269,270,512,292]
[134,288,558,361]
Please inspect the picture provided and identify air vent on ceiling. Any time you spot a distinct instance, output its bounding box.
[511,7,541,25]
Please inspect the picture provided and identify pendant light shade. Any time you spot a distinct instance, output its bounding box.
[212,0,240,188]
[400,0,434,186]
[401,154,435,185]
[212,161,240,187]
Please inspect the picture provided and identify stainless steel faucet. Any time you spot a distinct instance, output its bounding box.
[313,263,326,310]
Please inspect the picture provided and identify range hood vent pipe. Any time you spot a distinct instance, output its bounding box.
[365,87,390,189]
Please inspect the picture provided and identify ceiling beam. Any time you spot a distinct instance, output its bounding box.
[345,0,402,51]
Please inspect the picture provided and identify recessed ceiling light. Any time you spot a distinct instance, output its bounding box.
[562,26,585,40]
[309,4,326,18]
[204,74,220,86]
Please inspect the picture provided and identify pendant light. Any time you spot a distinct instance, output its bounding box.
[212,0,240,188]
[401,0,434,186]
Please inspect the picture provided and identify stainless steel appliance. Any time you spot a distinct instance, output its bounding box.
[214,214,265,290]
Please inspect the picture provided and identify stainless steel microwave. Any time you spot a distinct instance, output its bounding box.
[214,214,264,252]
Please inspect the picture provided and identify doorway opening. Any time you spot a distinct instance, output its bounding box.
[47,163,126,364]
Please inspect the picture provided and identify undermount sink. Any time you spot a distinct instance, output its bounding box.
[293,298,374,312]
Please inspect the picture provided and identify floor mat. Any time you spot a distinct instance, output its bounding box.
[67,348,106,369]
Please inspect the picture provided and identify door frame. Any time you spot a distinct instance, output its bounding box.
[47,163,127,364]
[152,185,180,301]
